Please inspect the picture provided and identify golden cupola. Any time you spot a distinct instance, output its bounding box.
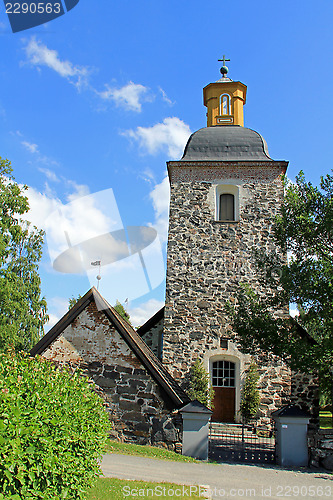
[203,56,247,127]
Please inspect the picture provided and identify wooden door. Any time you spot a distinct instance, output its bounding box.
[211,360,236,423]
[212,387,235,422]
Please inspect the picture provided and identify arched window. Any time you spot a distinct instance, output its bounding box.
[214,184,239,222]
[219,94,231,115]
[212,360,235,387]
[219,193,235,221]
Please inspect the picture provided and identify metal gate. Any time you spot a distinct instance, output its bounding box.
[209,422,276,464]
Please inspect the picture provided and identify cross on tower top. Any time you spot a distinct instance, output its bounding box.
[218,55,230,66]
[218,55,230,77]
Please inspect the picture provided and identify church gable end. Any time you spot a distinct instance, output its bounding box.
[137,307,164,359]
[32,289,187,448]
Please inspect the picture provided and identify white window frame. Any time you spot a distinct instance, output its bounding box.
[212,359,236,387]
[209,354,241,421]
[219,93,231,115]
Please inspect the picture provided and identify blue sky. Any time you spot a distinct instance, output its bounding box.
[0,0,332,329]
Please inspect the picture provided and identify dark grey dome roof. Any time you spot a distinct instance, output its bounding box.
[181,125,272,161]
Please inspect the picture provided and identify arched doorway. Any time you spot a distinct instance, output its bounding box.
[211,360,236,422]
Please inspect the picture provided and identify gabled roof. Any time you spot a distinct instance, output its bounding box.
[30,288,189,408]
[137,306,164,337]
[179,399,212,414]
[272,405,310,418]
[290,317,317,346]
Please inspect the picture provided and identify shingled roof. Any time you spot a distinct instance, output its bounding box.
[30,288,190,408]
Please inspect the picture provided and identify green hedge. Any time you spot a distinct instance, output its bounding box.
[0,352,110,499]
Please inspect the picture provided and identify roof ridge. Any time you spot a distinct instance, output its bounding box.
[97,296,189,403]
[31,288,189,407]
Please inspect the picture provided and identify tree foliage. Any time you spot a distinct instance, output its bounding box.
[228,171,333,398]
[68,294,83,310]
[0,157,47,352]
[188,359,214,408]
[240,362,260,423]
[0,351,110,499]
[113,300,131,325]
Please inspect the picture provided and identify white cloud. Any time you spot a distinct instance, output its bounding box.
[18,132,60,168]
[158,87,174,106]
[22,38,169,114]
[65,180,90,202]
[125,117,191,159]
[37,155,60,167]
[24,184,121,262]
[97,81,152,112]
[24,186,60,231]
[38,168,60,183]
[45,296,68,331]
[138,167,156,185]
[22,140,39,154]
[23,37,90,89]
[24,181,167,327]
[128,298,164,328]
[290,304,299,318]
[149,176,170,243]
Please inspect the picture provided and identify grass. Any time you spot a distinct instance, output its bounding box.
[87,478,204,500]
[106,439,199,463]
[88,441,205,498]
[319,411,333,429]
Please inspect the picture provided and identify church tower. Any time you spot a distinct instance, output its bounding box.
[162,61,289,423]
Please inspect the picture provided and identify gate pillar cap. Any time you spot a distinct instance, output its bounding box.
[179,400,213,414]
[272,405,310,419]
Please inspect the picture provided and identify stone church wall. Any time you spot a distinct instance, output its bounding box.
[140,317,164,359]
[255,356,319,429]
[290,371,320,427]
[163,164,286,384]
[41,301,182,450]
[254,356,291,428]
[202,344,318,429]
[163,163,318,425]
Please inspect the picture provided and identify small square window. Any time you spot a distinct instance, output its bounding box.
[220,338,228,349]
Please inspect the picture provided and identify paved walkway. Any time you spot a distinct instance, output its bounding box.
[101,454,332,499]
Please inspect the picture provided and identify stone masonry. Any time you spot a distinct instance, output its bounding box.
[41,299,183,450]
[163,163,287,381]
[140,316,164,359]
[308,429,333,470]
[162,161,318,426]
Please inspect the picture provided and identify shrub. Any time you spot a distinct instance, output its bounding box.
[240,362,260,424]
[188,359,214,408]
[0,351,110,499]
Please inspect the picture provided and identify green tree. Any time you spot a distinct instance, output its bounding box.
[68,294,83,310]
[0,157,47,352]
[240,362,260,424]
[188,358,215,408]
[0,351,110,499]
[114,299,131,325]
[228,171,333,401]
